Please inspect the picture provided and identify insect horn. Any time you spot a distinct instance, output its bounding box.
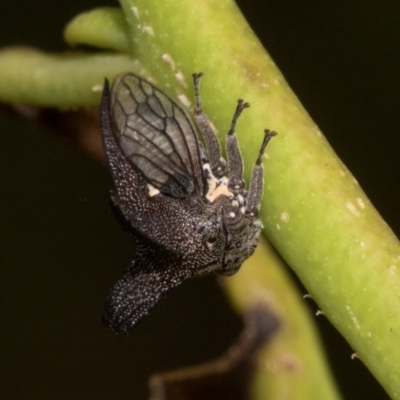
[245,129,277,217]
[193,73,227,178]
[226,99,249,195]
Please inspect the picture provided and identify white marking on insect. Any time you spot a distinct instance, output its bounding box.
[91,84,104,93]
[177,93,191,108]
[147,184,160,197]
[351,353,359,360]
[366,332,372,338]
[346,201,360,216]
[161,53,176,71]
[202,163,235,203]
[131,6,140,19]
[276,223,281,230]
[315,310,325,316]
[339,169,346,177]
[207,184,232,203]
[142,25,154,36]
[356,197,365,209]
[260,82,269,89]
[280,212,289,223]
[389,265,397,276]
[174,70,187,87]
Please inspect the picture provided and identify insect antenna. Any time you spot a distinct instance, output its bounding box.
[226,99,250,195]
[245,129,277,217]
[192,73,227,178]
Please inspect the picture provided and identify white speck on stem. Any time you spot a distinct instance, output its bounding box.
[316,310,325,317]
[389,265,397,276]
[177,93,191,108]
[174,70,187,87]
[356,197,365,209]
[280,212,290,223]
[346,201,360,216]
[303,294,313,299]
[351,353,359,360]
[346,305,360,329]
[91,84,103,93]
[161,53,176,71]
[142,25,154,36]
[131,6,140,19]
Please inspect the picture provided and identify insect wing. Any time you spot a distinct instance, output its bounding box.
[111,73,205,198]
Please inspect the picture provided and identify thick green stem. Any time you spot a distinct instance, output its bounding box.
[116,1,400,398]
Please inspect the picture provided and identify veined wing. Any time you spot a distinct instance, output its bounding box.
[110,73,205,198]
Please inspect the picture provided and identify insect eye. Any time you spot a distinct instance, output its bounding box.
[222,205,245,231]
[207,236,217,244]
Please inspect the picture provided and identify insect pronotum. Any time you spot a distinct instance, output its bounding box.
[100,72,277,334]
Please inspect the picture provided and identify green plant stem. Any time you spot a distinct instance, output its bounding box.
[0,48,143,107]
[116,1,400,398]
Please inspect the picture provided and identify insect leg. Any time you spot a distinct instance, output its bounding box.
[245,130,277,217]
[192,73,227,178]
[226,99,250,195]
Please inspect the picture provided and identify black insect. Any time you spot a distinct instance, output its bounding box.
[100,72,276,334]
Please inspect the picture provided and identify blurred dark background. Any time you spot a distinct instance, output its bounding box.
[1,1,399,399]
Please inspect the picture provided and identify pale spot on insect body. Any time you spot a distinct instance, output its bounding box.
[147,184,160,197]
[206,182,233,204]
[389,265,397,277]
